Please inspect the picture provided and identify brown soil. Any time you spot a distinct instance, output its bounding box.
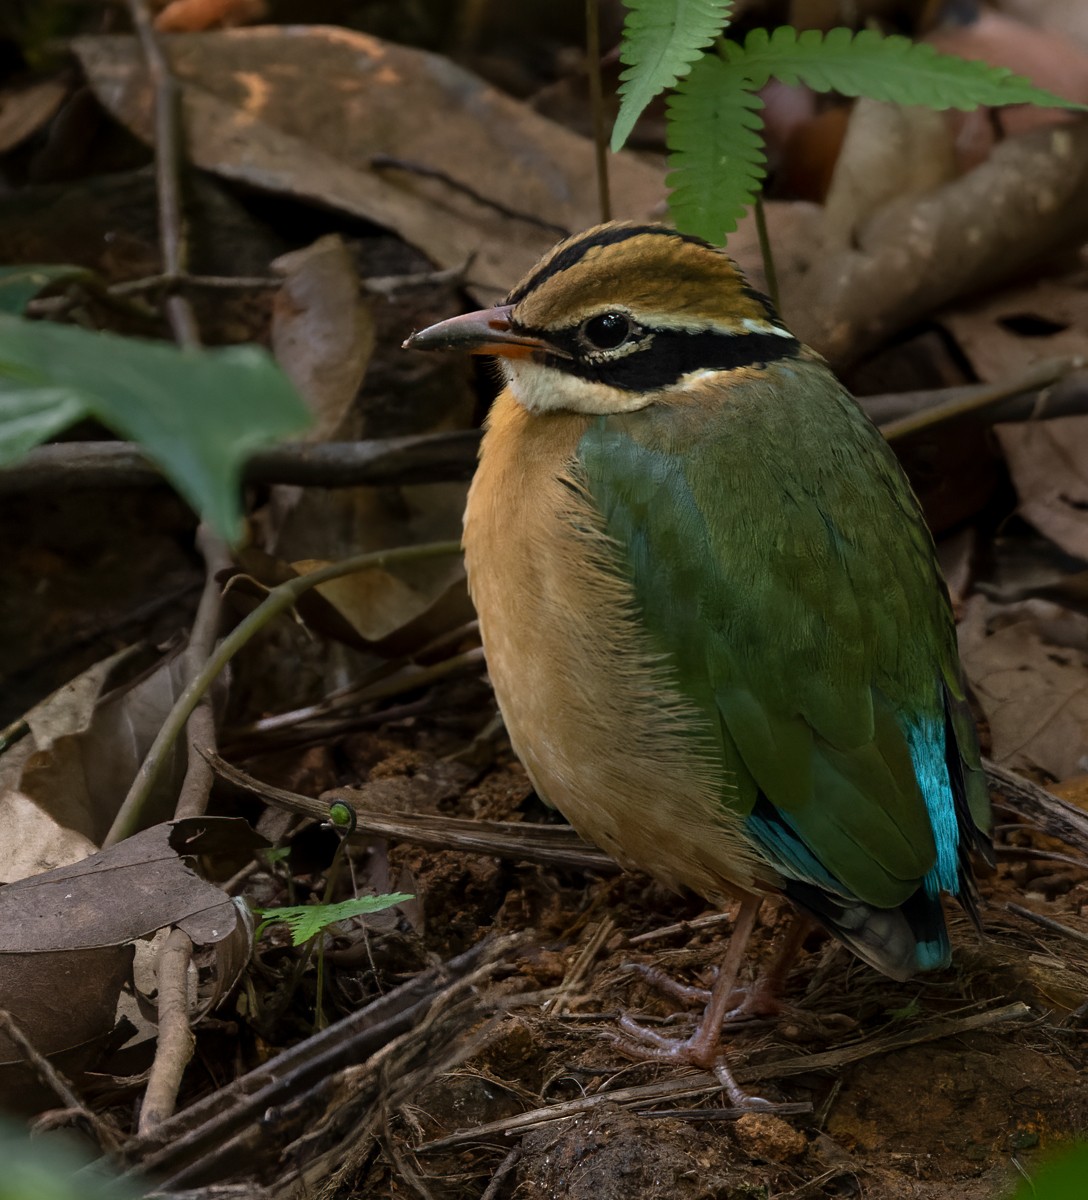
[312,710,1088,1200]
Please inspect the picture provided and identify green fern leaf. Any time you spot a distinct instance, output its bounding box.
[666,53,764,242]
[612,0,735,152]
[724,26,1086,110]
[257,892,412,947]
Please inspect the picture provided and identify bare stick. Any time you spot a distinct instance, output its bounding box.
[206,750,617,873]
[139,929,196,1134]
[0,432,481,493]
[1006,903,1088,950]
[986,759,1088,857]
[480,1148,521,1200]
[879,358,1085,441]
[416,1001,1031,1152]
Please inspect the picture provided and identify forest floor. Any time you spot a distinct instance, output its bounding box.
[4,3,1088,1198]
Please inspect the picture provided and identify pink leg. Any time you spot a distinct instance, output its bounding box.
[624,910,812,1020]
[616,894,771,1108]
[726,912,812,1018]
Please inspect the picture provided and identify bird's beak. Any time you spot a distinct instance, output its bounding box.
[402,305,555,359]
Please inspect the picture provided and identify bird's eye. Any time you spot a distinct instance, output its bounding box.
[581,312,633,351]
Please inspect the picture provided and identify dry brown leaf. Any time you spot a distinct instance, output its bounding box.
[296,559,425,646]
[0,818,259,1079]
[7,646,192,877]
[938,278,1088,557]
[270,234,374,445]
[225,550,472,656]
[0,817,255,953]
[0,944,135,1077]
[940,277,1088,383]
[995,418,1088,561]
[958,595,1088,779]
[267,233,378,570]
[0,648,142,883]
[0,77,68,154]
[71,28,664,303]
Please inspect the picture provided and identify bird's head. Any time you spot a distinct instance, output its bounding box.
[403,222,799,416]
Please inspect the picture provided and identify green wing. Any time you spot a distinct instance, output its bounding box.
[577,359,986,912]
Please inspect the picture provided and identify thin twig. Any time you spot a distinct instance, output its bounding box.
[627,910,738,947]
[994,845,1088,872]
[986,759,1088,858]
[586,0,611,223]
[635,1103,812,1120]
[0,432,481,493]
[110,273,283,295]
[124,0,199,347]
[416,1001,1032,1151]
[116,938,516,1189]
[103,540,461,847]
[544,917,616,1016]
[1006,903,1088,950]
[480,1148,521,1200]
[175,525,232,820]
[0,1011,122,1153]
[206,750,617,873]
[879,358,1085,441]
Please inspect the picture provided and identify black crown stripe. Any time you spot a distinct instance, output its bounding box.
[505,225,716,306]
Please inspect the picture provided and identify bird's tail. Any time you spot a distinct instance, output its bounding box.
[782,879,951,982]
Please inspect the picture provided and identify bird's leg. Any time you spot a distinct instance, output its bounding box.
[725,911,813,1019]
[616,894,771,1106]
[624,909,812,1020]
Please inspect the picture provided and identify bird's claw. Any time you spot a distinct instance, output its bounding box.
[609,1015,772,1110]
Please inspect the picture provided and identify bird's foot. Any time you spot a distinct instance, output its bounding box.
[624,962,783,1022]
[612,1013,773,1110]
[623,962,711,1006]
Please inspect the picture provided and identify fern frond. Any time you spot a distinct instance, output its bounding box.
[724,26,1086,110]
[666,54,764,242]
[257,893,412,947]
[611,0,735,152]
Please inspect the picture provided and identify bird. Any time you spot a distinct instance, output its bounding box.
[404,221,992,1102]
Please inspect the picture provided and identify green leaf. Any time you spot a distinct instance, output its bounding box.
[666,53,765,241]
[723,26,1088,110]
[1011,1146,1088,1200]
[0,265,92,315]
[0,315,310,541]
[612,0,735,152]
[0,389,86,460]
[0,1118,144,1200]
[257,892,413,946]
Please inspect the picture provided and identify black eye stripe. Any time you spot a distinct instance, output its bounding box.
[543,327,800,391]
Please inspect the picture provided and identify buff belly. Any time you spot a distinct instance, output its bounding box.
[462,391,763,903]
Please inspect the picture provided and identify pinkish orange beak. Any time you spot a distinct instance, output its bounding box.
[402,305,556,359]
